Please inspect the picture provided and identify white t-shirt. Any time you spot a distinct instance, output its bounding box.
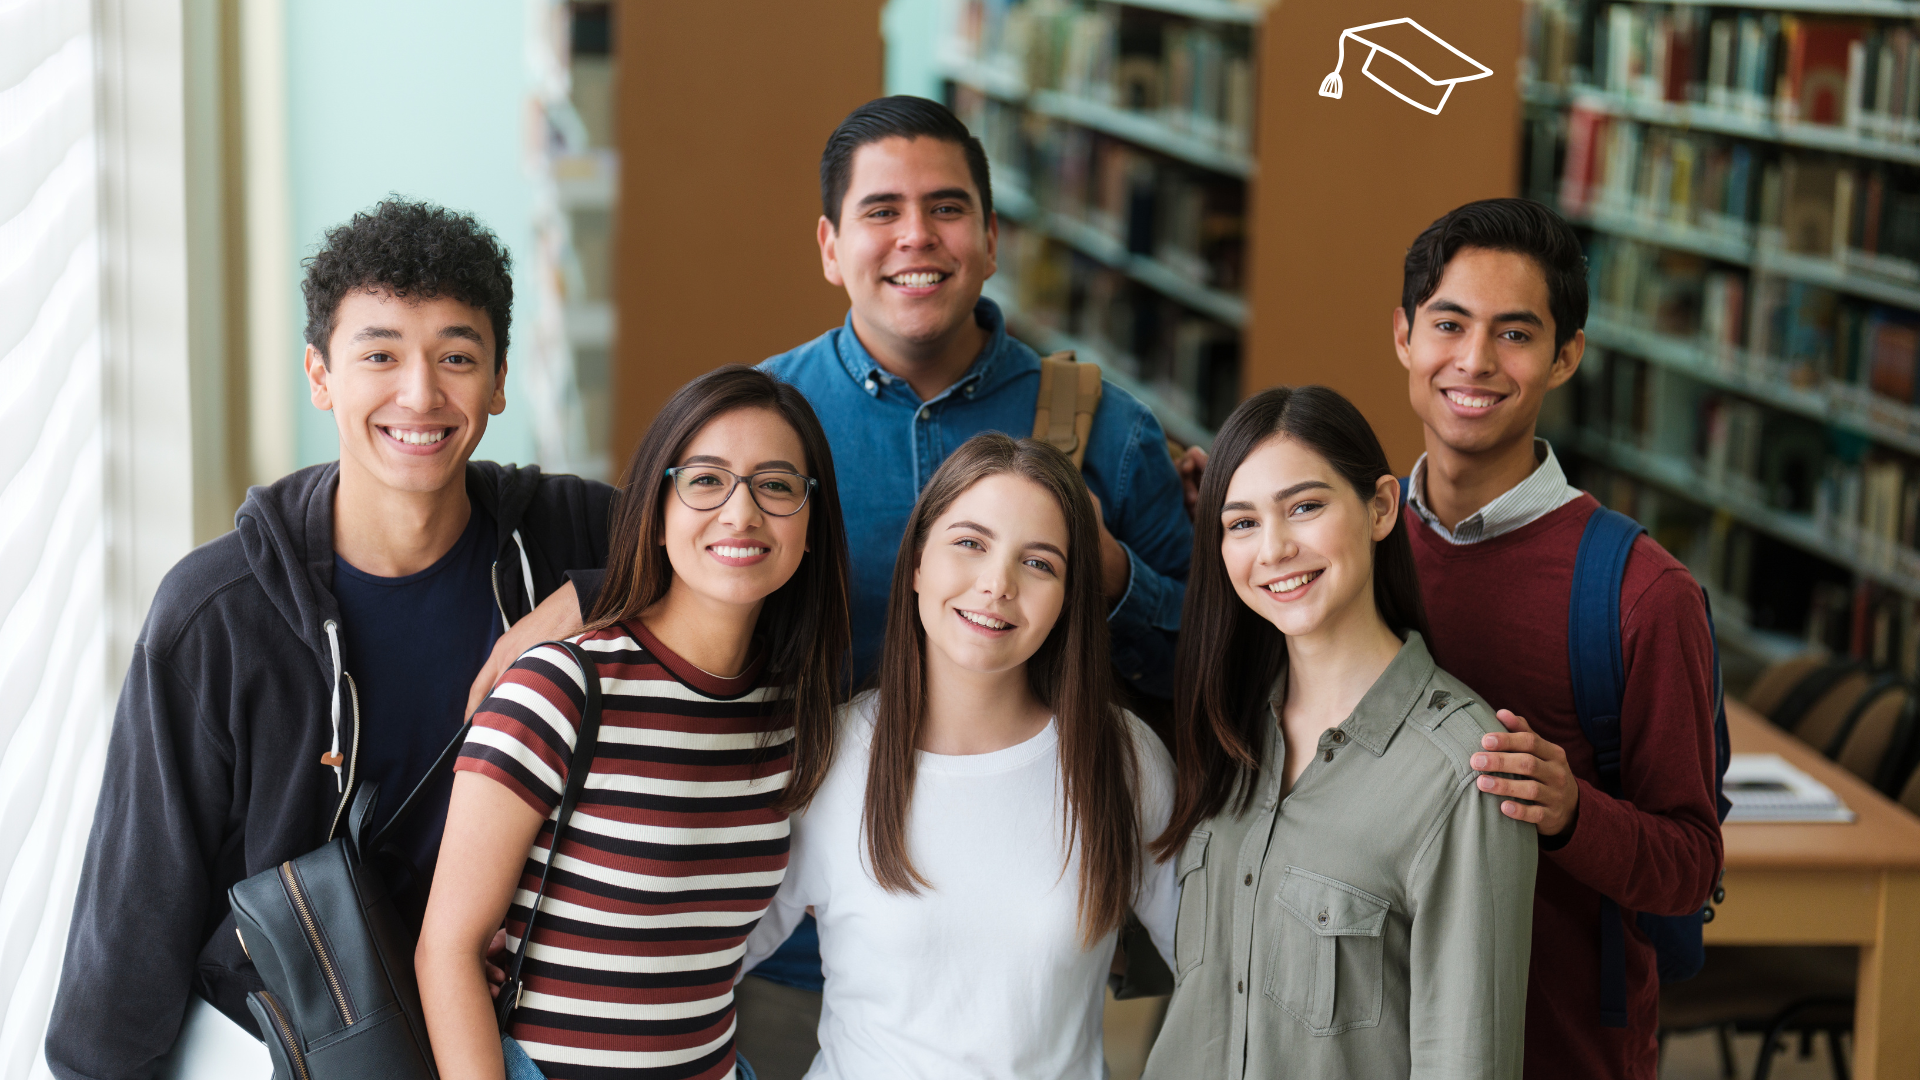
[741,691,1179,1080]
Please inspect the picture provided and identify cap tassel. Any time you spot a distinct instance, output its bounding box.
[1320,30,1349,98]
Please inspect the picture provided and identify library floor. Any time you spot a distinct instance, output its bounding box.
[1660,1029,1846,1080]
[1100,996,1848,1080]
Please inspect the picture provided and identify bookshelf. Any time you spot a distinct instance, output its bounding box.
[940,0,1263,441]
[1523,0,1920,673]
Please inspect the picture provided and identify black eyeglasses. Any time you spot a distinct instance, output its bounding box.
[663,465,817,517]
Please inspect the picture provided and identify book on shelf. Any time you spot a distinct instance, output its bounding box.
[995,220,1241,428]
[951,0,1256,153]
[973,97,1247,293]
[1527,0,1920,143]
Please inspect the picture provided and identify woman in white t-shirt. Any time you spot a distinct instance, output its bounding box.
[741,432,1178,1079]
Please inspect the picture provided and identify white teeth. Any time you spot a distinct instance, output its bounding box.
[1445,390,1500,409]
[889,272,946,288]
[959,610,1009,630]
[1265,570,1322,593]
[713,545,768,559]
[384,427,449,446]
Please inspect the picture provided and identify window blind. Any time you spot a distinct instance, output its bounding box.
[0,0,108,1074]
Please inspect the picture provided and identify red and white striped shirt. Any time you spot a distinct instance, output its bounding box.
[456,620,791,1080]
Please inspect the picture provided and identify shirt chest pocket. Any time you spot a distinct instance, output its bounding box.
[1172,830,1210,982]
[1263,865,1390,1037]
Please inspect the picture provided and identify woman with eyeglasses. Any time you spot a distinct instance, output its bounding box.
[417,366,851,1080]
[738,432,1180,1080]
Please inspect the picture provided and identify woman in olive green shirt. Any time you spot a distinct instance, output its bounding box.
[1143,386,1537,1080]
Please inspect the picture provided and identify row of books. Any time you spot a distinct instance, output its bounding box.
[1588,344,1920,575]
[1589,234,1920,407]
[1556,108,1763,228]
[955,86,1248,294]
[1806,581,1920,672]
[1557,109,1920,271]
[953,0,1257,153]
[1593,452,1918,668]
[998,220,1240,428]
[1579,352,1920,658]
[1526,0,1920,140]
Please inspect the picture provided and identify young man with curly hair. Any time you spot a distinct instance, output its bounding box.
[45,200,614,1080]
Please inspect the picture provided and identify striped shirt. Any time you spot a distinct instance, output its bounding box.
[456,620,791,1080]
[1406,438,1583,545]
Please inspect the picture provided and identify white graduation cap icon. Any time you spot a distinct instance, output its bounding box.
[1318,18,1493,116]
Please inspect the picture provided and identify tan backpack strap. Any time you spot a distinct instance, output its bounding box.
[1033,351,1103,469]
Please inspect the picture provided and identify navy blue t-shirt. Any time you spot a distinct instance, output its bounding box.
[333,506,502,878]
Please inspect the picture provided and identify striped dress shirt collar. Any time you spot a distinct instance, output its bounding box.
[1407,438,1583,545]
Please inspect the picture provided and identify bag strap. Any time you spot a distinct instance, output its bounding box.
[496,639,604,1030]
[367,717,475,857]
[1566,505,1644,1031]
[1568,506,1644,798]
[1032,352,1102,469]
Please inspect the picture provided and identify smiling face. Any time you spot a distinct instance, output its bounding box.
[913,473,1068,680]
[658,407,812,618]
[306,288,504,495]
[820,135,997,357]
[1395,246,1583,460]
[1220,435,1400,642]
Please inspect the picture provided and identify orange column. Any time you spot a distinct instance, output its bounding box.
[1244,0,1524,472]
[613,1,886,468]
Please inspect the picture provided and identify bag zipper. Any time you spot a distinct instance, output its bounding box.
[279,861,357,1026]
[257,990,313,1080]
[325,673,363,841]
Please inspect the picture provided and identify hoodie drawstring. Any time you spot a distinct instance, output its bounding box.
[512,529,536,619]
[322,619,344,791]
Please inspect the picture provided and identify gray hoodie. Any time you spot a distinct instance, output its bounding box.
[45,460,612,1080]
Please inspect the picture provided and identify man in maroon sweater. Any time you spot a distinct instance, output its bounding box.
[1392,199,1723,1080]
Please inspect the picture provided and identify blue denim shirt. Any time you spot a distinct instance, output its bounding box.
[761,297,1191,698]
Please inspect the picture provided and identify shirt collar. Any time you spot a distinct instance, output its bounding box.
[830,296,1036,401]
[1259,631,1440,802]
[1407,438,1579,545]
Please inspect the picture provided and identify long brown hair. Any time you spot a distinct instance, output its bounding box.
[586,365,851,814]
[863,432,1140,947]
[1152,385,1430,859]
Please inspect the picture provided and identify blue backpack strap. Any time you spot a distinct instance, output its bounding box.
[1568,506,1645,1030]
[1569,507,1643,795]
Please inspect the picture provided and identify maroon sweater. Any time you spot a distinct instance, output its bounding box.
[1409,494,1723,1080]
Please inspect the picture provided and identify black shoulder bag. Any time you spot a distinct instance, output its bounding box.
[229,641,603,1080]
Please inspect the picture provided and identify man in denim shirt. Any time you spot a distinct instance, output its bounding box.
[746,96,1195,1075]
[766,95,1193,696]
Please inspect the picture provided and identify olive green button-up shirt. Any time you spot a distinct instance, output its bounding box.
[1141,633,1538,1080]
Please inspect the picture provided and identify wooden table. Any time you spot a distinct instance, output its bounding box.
[1712,700,1920,1079]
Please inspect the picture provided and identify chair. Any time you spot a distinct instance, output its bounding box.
[1832,680,1919,795]
[1743,653,1829,718]
[1660,946,1857,1080]
[1777,664,1874,756]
